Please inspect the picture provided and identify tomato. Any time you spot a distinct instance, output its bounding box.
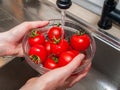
[28,30,45,46]
[70,33,90,51]
[45,40,51,56]
[51,39,69,56]
[58,50,79,67]
[68,44,73,50]
[29,44,47,64]
[44,56,58,69]
[48,26,62,41]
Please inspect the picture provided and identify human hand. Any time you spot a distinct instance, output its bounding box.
[0,21,49,56]
[20,54,91,90]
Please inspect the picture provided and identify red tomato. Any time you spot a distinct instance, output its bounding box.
[70,34,90,51]
[28,30,45,46]
[29,44,47,64]
[58,50,79,67]
[45,40,51,56]
[68,44,73,50]
[44,56,58,69]
[51,39,69,56]
[48,26,62,41]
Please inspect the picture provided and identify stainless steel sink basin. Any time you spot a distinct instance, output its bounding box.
[0,58,39,90]
[69,38,120,90]
[0,0,120,90]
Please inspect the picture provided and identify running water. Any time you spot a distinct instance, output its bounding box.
[61,10,66,39]
[61,10,66,26]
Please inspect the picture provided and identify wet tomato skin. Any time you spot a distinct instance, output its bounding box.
[58,50,79,67]
[70,34,90,51]
[51,39,69,56]
[44,40,51,56]
[28,31,45,46]
[48,26,62,41]
[44,56,58,69]
[29,44,47,64]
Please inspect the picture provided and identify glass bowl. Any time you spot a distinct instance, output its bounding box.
[22,19,96,75]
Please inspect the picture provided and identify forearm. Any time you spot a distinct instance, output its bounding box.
[19,77,50,90]
[0,31,16,56]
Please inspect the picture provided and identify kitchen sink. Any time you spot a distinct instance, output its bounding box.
[0,0,120,90]
[69,38,120,90]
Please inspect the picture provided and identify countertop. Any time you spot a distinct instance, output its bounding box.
[0,56,15,67]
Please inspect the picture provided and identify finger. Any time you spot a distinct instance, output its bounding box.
[10,21,49,40]
[22,21,49,29]
[68,63,91,87]
[37,54,85,84]
[13,21,49,32]
[62,54,85,77]
[25,77,39,85]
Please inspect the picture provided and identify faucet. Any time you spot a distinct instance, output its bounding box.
[56,0,72,9]
[98,0,120,30]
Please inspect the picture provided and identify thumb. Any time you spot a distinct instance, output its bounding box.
[63,53,85,77]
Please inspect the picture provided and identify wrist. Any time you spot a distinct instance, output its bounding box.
[0,32,7,56]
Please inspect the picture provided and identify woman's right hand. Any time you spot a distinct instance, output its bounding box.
[20,54,91,90]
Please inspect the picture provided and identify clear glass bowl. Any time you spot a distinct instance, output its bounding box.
[22,19,96,75]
